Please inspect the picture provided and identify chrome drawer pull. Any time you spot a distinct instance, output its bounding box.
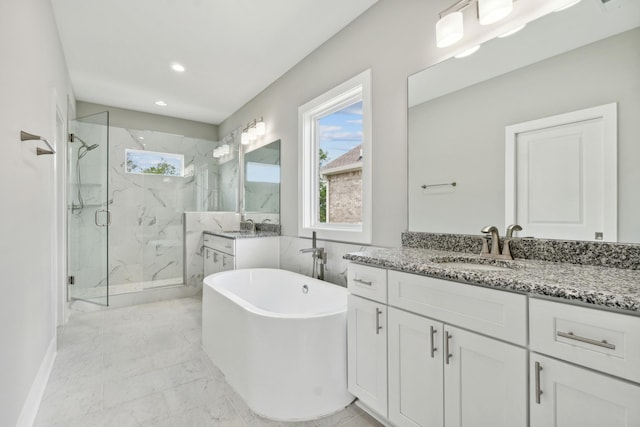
[535,361,543,404]
[557,331,616,350]
[353,278,373,286]
[430,326,437,358]
[375,308,383,334]
[445,331,452,365]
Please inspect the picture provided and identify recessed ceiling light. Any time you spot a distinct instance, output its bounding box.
[155,100,167,107]
[171,63,185,72]
[138,136,145,140]
[455,45,481,58]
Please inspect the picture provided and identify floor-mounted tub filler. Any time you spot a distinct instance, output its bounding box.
[202,268,354,421]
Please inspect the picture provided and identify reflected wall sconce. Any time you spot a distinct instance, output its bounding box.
[213,144,230,158]
[240,117,266,145]
[436,0,514,48]
[213,134,234,158]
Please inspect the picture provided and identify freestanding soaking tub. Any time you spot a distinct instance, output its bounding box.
[202,268,354,421]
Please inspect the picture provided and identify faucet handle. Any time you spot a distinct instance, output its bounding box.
[480,236,490,255]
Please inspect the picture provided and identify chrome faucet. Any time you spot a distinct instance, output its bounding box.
[480,225,514,260]
[245,219,256,233]
[299,231,326,280]
[506,224,522,238]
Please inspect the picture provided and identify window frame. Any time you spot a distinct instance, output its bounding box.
[298,69,372,244]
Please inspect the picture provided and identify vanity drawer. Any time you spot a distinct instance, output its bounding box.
[530,298,640,383]
[203,233,235,255]
[348,263,387,303]
[388,271,527,345]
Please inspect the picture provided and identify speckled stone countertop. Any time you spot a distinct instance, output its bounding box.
[204,230,280,239]
[344,247,640,315]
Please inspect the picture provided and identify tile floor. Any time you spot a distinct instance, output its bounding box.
[34,296,382,427]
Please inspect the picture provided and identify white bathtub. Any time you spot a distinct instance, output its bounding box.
[202,268,354,421]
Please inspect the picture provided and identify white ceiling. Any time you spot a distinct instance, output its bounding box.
[51,0,378,124]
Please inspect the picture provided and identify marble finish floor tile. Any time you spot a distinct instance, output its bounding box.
[35,296,382,427]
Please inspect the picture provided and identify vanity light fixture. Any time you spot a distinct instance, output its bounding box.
[240,117,267,145]
[478,0,513,25]
[455,44,481,58]
[436,0,515,48]
[171,63,185,72]
[213,143,230,158]
[436,10,464,48]
[155,100,167,107]
[255,117,266,136]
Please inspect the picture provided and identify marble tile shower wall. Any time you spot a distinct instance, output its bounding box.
[107,128,214,286]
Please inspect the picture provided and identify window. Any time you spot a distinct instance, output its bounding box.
[126,149,184,177]
[298,69,372,243]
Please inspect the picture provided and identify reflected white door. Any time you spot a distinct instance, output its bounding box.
[505,104,617,241]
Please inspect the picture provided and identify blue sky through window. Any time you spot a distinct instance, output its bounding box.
[318,100,363,163]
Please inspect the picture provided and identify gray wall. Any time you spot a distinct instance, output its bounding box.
[0,0,74,425]
[217,0,560,247]
[77,101,218,141]
[408,29,640,242]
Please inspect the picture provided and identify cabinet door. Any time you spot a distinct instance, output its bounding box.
[388,307,443,427]
[204,248,216,277]
[348,295,387,417]
[444,326,527,427]
[221,253,235,271]
[531,354,640,427]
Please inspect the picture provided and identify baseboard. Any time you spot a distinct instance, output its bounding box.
[15,338,56,427]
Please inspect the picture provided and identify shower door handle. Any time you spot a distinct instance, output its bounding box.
[95,209,110,227]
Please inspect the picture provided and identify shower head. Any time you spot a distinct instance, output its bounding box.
[73,134,99,159]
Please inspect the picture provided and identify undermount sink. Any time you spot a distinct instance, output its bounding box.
[430,257,518,272]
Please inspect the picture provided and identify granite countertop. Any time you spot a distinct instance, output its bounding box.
[344,247,640,315]
[204,230,280,239]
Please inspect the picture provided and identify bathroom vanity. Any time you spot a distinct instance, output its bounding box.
[203,231,279,277]
[345,246,640,427]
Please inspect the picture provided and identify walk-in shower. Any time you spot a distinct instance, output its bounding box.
[67,111,221,306]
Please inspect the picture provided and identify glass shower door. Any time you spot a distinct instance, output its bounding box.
[67,111,110,306]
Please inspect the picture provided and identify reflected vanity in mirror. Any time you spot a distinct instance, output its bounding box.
[408,0,640,243]
[243,140,281,224]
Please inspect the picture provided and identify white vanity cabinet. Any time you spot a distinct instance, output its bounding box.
[347,263,389,417]
[348,263,528,427]
[203,233,279,277]
[386,271,527,427]
[347,294,388,416]
[530,354,640,427]
[529,298,640,427]
[388,307,443,427]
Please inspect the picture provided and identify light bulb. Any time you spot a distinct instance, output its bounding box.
[255,119,266,136]
[436,11,464,48]
[478,0,513,26]
[248,125,257,141]
[241,130,250,145]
